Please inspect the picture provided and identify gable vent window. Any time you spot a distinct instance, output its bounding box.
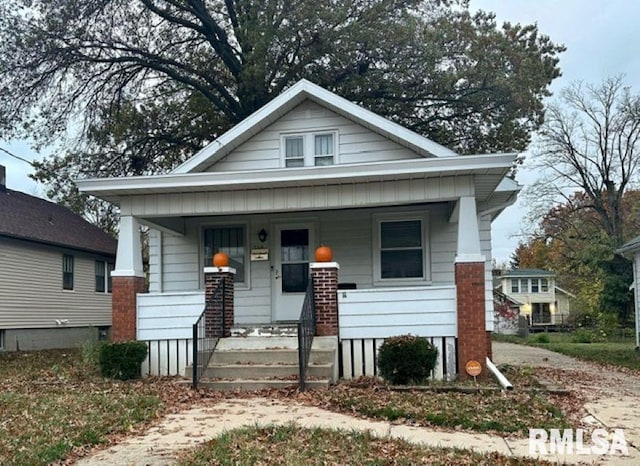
[63,254,74,290]
[282,132,337,167]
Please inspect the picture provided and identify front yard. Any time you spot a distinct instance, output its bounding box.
[0,348,575,465]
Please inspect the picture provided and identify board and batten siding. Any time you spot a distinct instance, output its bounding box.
[149,203,461,324]
[0,237,112,328]
[208,100,420,172]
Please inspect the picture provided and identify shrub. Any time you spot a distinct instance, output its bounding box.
[98,341,148,380]
[377,335,438,385]
[531,333,550,344]
[571,328,607,344]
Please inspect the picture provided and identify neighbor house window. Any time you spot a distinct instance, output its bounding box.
[95,261,106,292]
[520,279,529,293]
[378,219,424,280]
[531,278,539,293]
[204,226,245,283]
[95,261,114,293]
[541,278,549,292]
[282,132,337,167]
[511,279,519,293]
[63,254,74,290]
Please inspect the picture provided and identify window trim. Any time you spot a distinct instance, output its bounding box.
[199,222,250,290]
[280,130,338,168]
[95,260,114,294]
[372,212,430,286]
[95,260,106,293]
[62,254,74,291]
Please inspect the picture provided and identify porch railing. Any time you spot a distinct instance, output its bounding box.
[297,277,316,391]
[192,280,225,388]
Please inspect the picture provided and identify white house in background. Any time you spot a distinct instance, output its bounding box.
[498,269,573,326]
[76,79,520,380]
[0,165,116,351]
[617,237,640,349]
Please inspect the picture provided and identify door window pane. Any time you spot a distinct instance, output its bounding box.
[204,226,245,283]
[379,220,423,279]
[281,229,309,293]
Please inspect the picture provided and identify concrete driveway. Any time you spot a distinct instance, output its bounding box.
[493,341,640,465]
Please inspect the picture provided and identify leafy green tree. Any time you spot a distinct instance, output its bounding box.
[0,0,563,222]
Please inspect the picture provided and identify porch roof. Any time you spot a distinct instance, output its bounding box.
[77,153,517,205]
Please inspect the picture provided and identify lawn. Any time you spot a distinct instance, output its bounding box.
[0,348,575,465]
[177,425,555,466]
[0,348,198,465]
[493,332,640,371]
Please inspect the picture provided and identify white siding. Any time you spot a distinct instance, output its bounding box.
[150,204,460,324]
[338,286,457,339]
[209,100,420,172]
[0,238,112,328]
[137,292,204,340]
[479,215,494,331]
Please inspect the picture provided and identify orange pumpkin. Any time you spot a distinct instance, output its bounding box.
[315,245,333,262]
[213,252,230,267]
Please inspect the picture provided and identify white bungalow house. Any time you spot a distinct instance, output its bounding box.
[77,79,520,382]
[617,237,640,349]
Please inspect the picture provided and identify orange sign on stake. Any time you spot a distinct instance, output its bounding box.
[465,360,482,377]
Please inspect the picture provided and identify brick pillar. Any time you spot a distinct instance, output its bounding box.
[456,261,487,380]
[111,276,146,341]
[310,262,339,336]
[204,267,235,337]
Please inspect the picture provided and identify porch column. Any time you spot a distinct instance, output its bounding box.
[454,196,488,379]
[111,215,145,341]
[310,262,339,336]
[204,267,235,337]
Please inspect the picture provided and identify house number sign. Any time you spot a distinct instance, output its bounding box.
[250,248,269,261]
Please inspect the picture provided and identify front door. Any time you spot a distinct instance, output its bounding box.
[272,223,315,321]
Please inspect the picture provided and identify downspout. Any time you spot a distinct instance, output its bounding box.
[486,357,513,390]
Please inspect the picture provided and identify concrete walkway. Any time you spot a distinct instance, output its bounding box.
[75,396,635,465]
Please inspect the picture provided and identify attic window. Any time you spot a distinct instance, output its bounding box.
[282,132,337,167]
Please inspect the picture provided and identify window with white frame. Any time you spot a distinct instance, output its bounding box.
[95,260,115,293]
[283,132,336,167]
[531,278,539,293]
[62,254,74,290]
[541,278,549,292]
[511,278,519,293]
[376,218,425,281]
[203,226,246,283]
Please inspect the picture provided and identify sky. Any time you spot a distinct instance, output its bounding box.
[2,1,640,262]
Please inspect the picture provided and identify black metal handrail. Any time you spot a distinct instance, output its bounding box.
[297,277,316,391]
[192,279,225,388]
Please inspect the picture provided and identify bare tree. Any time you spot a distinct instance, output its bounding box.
[529,76,640,246]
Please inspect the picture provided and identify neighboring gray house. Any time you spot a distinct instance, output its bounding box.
[77,79,520,381]
[0,165,117,351]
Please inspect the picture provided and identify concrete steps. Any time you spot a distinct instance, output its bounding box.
[187,334,338,391]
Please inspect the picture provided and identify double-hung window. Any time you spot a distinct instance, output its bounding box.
[63,254,74,290]
[531,278,539,293]
[283,132,336,167]
[203,226,246,284]
[511,279,519,293]
[95,261,115,293]
[375,217,426,282]
[541,278,549,292]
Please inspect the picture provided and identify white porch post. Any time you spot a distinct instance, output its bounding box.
[453,196,489,378]
[111,215,145,341]
[455,196,485,263]
[112,215,144,277]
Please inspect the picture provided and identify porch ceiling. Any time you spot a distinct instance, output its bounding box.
[77,154,516,207]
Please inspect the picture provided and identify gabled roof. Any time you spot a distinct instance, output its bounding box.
[501,268,555,278]
[0,188,116,256]
[173,79,458,174]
